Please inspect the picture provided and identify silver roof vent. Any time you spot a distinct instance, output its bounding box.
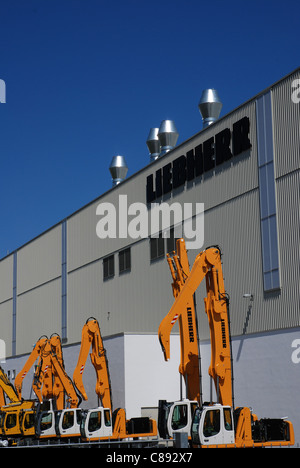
[198,89,222,128]
[146,128,161,162]
[109,155,128,186]
[158,120,179,156]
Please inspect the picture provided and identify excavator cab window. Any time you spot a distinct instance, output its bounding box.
[224,408,233,432]
[191,402,198,419]
[40,412,53,431]
[191,407,201,445]
[5,413,17,430]
[171,404,188,431]
[23,412,35,430]
[62,410,74,430]
[203,409,220,437]
[104,409,112,427]
[88,411,102,432]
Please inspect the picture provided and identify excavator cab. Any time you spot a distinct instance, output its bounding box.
[0,400,36,439]
[191,405,235,447]
[80,407,113,441]
[56,407,83,439]
[80,406,157,442]
[191,404,294,448]
[158,399,198,439]
[35,400,58,439]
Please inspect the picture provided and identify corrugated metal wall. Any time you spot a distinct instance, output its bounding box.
[272,70,300,178]
[13,226,61,354]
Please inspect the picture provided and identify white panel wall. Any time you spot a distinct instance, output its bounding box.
[122,329,300,444]
[123,334,182,419]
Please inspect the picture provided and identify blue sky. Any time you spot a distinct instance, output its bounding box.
[0,0,299,258]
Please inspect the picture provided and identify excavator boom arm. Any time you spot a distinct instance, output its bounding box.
[0,366,20,404]
[14,336,48,399]
[158,244,233,407]
[73,318,113,410]
[158,248,220,360]
[162,239,201,403]
[50,354,79,408]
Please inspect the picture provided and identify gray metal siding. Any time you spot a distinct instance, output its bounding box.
[16,278,61,355]
[66,239,174,343]
[0,300,13,357]
[17,225,62,294]
[191,190,263,339]
[0,254,13,304]
[272,69,300,178]
[275,170,300,328]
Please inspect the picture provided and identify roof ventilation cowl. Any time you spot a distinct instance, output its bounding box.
[198,89,222,128]
[146,128,161,162]
[109,155,128,187]
[158,120,179,156]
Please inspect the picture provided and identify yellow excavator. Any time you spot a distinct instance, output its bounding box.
[15,334,67,410]
[33,334,81,440]
[54,317,112,440]
[59,317,157,442]
[0,334,80,442]
[0,337,49,443]
[158,239,294,448]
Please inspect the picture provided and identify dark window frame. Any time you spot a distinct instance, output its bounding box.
[119,247,131,274]
[103,255,115,280]
[150,233,165,262]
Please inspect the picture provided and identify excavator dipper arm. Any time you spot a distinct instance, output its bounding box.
[14,336,48,400]
[0,366,20,404]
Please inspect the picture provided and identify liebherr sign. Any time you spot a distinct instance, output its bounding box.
[146,116,251,203]
[96,116,251,249]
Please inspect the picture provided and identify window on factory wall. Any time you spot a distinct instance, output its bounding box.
[150,232,165,261]
[166,227,179,254]
[256,92,280,291]
[103,255,114,280]
[119,247,131,274]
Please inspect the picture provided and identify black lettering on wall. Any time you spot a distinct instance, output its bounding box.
[155,168,162,198]
[186,149,195,181]
[146,174,155,203]
[232,116,251,156]
[146,116,251,203]
[172,155,186,189]
[195,144,204,177]
[215,128,232,165]
[163,163,172,194]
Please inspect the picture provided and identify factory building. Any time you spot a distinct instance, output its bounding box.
[0,67,299,442]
